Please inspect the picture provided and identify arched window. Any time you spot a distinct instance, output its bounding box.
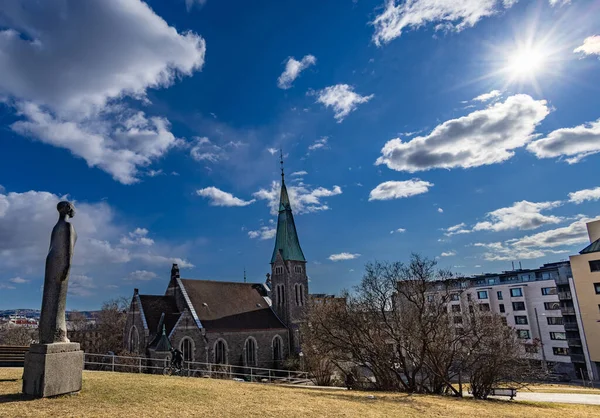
[294,265,302,273]
[244,337,257,366]
[295,284,300,306]
[180,337,194,362]
[272,335,283,364]
[277,285,285,307]
[128,326,139,353]
[275,266,283,275]
[294,284,304,306]
[214,339,228,364]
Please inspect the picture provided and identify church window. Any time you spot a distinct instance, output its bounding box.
[299,284,304,306]
[294,265,302,273]
[295,284,300,306]
[277,284,285,306]
[128,326,139,353]
[275,266,284,275]
[180,337,194,362]
[244,337,257,366]
[272,335,283,364]
[214,339,227,364]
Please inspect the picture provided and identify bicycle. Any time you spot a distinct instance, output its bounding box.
[163,363,188,376]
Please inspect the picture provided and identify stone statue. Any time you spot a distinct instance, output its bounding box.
[39,201,77,344]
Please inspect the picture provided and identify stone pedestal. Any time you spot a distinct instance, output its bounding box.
[22,342,83,398]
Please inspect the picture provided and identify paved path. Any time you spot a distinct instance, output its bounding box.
[492,392,600,406]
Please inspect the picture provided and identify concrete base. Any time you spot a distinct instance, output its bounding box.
[22,342,83,398]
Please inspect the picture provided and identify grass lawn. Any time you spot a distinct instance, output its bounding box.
[2,368,600,417]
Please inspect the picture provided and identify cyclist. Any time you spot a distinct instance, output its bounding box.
[171,347,184,370]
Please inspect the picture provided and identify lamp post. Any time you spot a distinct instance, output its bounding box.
[534,307,548,373]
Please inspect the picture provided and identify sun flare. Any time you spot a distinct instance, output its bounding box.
[508,47,545,77]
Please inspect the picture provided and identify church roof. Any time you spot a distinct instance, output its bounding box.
[149,321,173,352]
[580,238,600,255]
[271,176,306,263]
[138,295,179,337]
[179,279,286,331]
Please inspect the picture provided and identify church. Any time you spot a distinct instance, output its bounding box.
[123,166,309,369]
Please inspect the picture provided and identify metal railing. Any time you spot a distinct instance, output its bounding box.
[83,353,310,384]
[560,307,576,315]
[558,291,572,300]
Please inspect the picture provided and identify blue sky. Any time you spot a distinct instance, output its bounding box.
[1,0,600,310]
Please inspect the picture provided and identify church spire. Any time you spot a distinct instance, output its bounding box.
[271,152,306,264]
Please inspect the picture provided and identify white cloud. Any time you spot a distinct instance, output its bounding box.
[569,187,600,204]
[185,0,207,12]
[574,35,600,57]
[527,119,600,164]
[472,90,501,102]
[390,228,406,234]
[437,207,444,213]
[277,55,316,89]
[248,227,277,240]
[441,251,457,257]
[133,254,194,269]
[444,223,471,236]
[473,217,597,261]
[196,187,255,207]
[291,171,308,177]
[0,0,205,184]
[120,228,155,246]
[8,277,29,284]
[473,200,563,232]
[267,148,278,155]
[328,252,361,262]
[0,283,16,290]
[190,137,226,163]
[368,179,433,201]
[376,95,549,172]
[69,274,96,297]
[308,137,329,152]
[254,182,342,215]
[372,0,511,46]
[314,84,374,122]
[126,270,158,281]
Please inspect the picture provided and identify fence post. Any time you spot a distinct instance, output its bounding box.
[250,367,253,382]
[139,357,142,373]
[209,363,212,378]
[111,355,115,372]
[269,369,271,383]
[288,370,291,381]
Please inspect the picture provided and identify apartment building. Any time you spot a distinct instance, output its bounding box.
[569,220,600,380]
[428,261,590,379]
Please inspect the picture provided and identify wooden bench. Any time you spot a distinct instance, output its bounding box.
[0,345,29,367]
[490,387,517,400]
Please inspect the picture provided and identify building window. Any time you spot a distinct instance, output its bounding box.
[515,316,528,325]
[517,330,530,339]
[214,339,228,364]
[275,266,284,275]
[276,285,285,307]
[547,317,564,326]
[453,316,463,325]
[553,347,569,356]
[272,335,283,364]
[525,344,538,353]
[512,301,526,311]
[550,332,567,340]
[180,337,194,362]
[128,326,139,353]
[451,304,461,313]
[541,287,557,296]
[589,260,600,273]
[450,293,459,301]
[244,337,257,367]
[294,265,302,273]
[542,272,551,280]
[499,304,505,313]
[594,283,600,294]
[510,288,523,297]
[477,291,488,300]
[480,303,490,312]
[497,291,503,300]
[544,302,560,310]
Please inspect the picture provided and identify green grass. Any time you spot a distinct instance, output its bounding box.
[1,368,600,417]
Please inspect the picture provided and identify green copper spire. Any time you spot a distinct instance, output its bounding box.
[271,152,306,263]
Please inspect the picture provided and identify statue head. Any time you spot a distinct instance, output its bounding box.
[57,201,75,218]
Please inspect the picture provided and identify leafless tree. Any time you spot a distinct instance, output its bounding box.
[0,326,36,346]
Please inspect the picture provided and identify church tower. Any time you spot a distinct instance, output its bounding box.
[270,153,308,354]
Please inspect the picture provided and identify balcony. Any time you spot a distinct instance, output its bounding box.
[558,291,572,300]
[560,307,576,315]
[555,276,569,285]
[567,338,582,347]
[570,353,585,363]
[564,323,579,332]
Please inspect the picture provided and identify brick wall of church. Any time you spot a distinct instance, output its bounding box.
[123,294,148,354]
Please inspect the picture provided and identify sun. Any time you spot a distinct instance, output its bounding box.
[507,47,545,77]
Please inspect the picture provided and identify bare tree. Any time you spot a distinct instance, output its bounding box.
[0,326,36,346]
[95,297,129,354]
[68,311,90,331]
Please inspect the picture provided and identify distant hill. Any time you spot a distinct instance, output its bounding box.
[0,310,100,319]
